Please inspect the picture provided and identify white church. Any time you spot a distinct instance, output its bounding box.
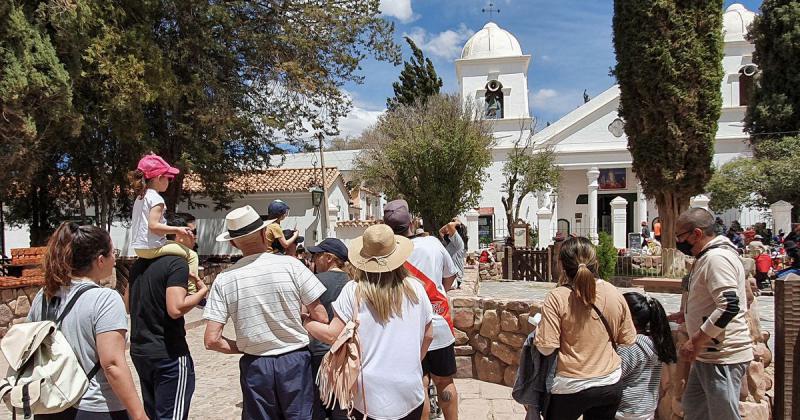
[4,3,782,256]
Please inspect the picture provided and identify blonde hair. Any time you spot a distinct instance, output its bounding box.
[558,236,599,306]
[351,265,419,323]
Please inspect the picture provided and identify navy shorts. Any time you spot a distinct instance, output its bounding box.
[131,354,195,420]
[240,347,315,420]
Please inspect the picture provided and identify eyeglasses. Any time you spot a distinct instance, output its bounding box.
[112,249,121,258]
[675,230,693,240]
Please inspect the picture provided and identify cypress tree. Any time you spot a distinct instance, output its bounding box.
[386,37,443,110]
[745,0,800,140]
[612,0,724,250]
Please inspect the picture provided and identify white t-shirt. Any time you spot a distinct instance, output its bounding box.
[203,253,326,356]
[407,236,458,350]
[332,280,433,420]
[130,188,167,249]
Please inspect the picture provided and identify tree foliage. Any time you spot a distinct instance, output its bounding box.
[613,0,724,248]
[0,0,399,243]
[500,132,560,237]
[745,0,800,141]
[597,232,619,281]
[386,37,442,111]
[356,94,494,232]
[708,136,800,212]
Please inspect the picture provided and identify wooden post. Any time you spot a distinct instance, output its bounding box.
[775,273,800,419]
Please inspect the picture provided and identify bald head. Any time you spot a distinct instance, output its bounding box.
[677,207,716,237]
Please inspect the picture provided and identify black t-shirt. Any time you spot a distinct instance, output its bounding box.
[308,270,350,356]
[129,256,190,359]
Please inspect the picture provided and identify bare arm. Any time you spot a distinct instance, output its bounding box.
[147,204,193,238]
[305,314,346,345]
[305,299,329,324]
[166,275,208,319]
[204,320,240,354]
[421,321,433,360]
[96,330,148,420]
[443,274,457,292]
[277,231,299,248]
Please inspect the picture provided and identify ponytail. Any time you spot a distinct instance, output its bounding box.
[42,222,113,298]
[127,169,147,198]
[623,292,678,364]
[559,236,599,306]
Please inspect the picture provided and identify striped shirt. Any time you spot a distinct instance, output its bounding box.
[616,334,661,420]
[203,252,326,356]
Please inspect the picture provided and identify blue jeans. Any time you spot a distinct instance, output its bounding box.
[240,348,315,420]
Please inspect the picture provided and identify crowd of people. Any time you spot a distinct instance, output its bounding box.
[13,153,773,420]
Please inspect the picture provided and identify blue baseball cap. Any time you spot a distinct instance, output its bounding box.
[307,238,349,262]
[267,199,290,216]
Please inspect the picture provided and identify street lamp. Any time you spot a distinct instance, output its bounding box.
[310,186,324,207]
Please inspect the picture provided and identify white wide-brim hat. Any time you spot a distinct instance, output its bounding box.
[216,205,275,242]
[348,224,414,273]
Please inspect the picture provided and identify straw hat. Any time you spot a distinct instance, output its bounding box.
[349,224,414,273]
[216,205,275,242]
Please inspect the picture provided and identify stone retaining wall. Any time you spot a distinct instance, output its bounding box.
[451,296,540,386]
[0,287,39,337]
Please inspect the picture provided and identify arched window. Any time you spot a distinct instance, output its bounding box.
[739,65,756,106]
[484,80,504,119]
[557,219,570,235]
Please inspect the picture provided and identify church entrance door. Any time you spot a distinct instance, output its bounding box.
[598,193,637,237]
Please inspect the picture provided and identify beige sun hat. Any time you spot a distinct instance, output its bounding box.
[216,205,275,242]
[349,224,414,273]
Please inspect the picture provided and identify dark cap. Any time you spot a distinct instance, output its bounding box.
[307,238,349,262]
[383,199,412,234]
[267,199,290,216]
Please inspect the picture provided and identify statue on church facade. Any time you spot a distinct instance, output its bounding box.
[485,90,503,119]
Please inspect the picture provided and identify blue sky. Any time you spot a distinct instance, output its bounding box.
[335,0,762,138]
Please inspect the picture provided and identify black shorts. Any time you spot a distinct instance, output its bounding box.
[422,343,457,377]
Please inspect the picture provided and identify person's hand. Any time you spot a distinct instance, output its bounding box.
[175,226,195,239]
[667,312,685,324]
[292,230,299,239]
[189,273,208,294]
[679,337,698,361]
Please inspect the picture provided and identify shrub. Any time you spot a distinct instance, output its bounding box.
[597,232,618,281]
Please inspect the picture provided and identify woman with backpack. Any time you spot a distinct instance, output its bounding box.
[304,224,434,420]
[533,236,637,420]
[616,292,677,420]
[28,222,148,420]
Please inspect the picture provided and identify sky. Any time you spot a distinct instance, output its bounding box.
[335,0,763,139]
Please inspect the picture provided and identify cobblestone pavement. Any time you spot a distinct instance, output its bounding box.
[479,280,776,350]
[0,321,522,419]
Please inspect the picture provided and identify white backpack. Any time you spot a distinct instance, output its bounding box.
[0,285,100,419]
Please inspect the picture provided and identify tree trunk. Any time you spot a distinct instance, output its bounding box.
[656,191,690,277]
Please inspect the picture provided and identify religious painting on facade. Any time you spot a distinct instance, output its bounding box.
[598,168,626,190]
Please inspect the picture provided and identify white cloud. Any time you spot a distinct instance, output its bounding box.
[540,55,552,62]
[404,24,474,60]
[529,88,583,119]
[336,90,385,138]
[380,0,417,23]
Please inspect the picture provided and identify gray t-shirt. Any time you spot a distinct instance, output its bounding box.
[28,280,128,412]
[444,232,466,280]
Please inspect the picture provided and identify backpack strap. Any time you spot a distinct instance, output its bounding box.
[560,284,617,351]
[55,284,99,326]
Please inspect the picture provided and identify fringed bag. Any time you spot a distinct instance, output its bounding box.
[316,291,367,419]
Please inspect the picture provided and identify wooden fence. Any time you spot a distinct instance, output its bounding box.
[503,246,553,282]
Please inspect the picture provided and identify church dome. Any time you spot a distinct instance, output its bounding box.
[723,3,755,42]
[460,22,523,59]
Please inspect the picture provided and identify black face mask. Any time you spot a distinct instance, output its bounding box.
[676,238,695,256]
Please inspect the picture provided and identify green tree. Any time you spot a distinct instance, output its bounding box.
[386,37,443,111]
[500,132,560,237]
[613,0,724,250]
[745,0,800,141]
[596,232,618,281]
[356,94,494,232]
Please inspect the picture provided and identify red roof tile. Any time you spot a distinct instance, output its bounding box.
[184,167,341,194]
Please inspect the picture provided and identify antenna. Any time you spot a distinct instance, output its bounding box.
[482,2,500,19]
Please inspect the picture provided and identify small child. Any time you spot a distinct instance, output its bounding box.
[753,247,772,290]
[616,292,678,420]
[129,154,199,292]
[265,199,299,254]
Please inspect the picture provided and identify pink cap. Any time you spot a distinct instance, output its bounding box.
[137,154,180,179]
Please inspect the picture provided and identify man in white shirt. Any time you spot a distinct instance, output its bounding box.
[384,199,459,420]
[203,205,328,420]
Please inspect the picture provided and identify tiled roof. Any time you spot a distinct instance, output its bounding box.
[336,220,382,228]
[184,167,341,194]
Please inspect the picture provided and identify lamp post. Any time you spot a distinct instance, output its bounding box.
[316,132,330,238]
[310,186,324,207]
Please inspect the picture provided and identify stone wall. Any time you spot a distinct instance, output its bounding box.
[451,295,540,386]
[0,286,39,337]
